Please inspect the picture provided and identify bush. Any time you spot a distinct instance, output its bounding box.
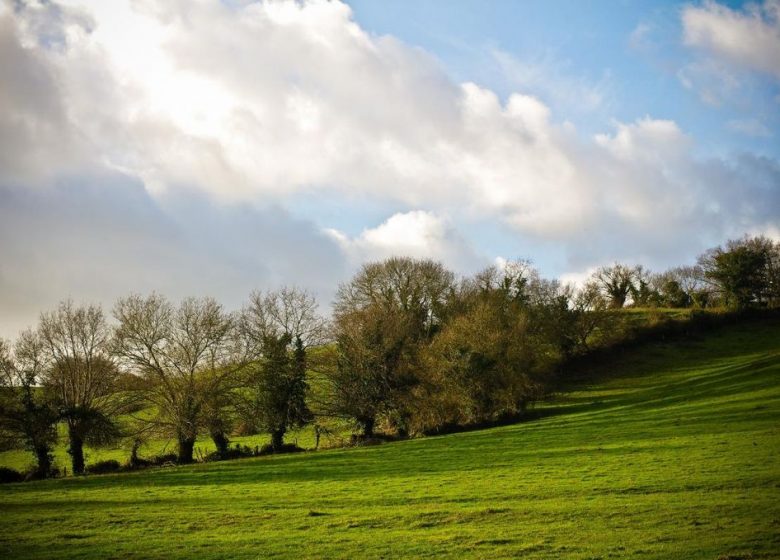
[149,453,178,466]
[203,443,257,462]
[86,459,121,475]
[0,467,23,484]
[125,456,152,470]
[258,443,304,455]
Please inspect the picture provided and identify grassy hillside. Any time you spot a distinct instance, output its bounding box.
[1,317,778,559]
[0,307,704,473]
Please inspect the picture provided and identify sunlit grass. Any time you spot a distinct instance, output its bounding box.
[1,317,778,559]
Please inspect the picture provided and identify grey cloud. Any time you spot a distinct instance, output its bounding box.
[0,174,348,338]
[0,11,85,184]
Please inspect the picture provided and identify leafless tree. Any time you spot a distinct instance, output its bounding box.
[570,281,613,349]
[243,287,329,351]
[112,294,248,463]
[38,301,124,474]
[334,257,455,337]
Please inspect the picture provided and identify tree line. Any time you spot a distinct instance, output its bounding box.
[1,234,778,479]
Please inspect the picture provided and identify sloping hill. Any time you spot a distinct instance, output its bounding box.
[1,317,778,559]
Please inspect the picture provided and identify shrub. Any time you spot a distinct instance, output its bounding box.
[203,443,257,462]
[149,453,178,466]
[0,467,23,484]
[258,443,304,455]
[124,457,152,470]
[86,459,121,475]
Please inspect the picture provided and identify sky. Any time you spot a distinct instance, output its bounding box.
[0,0,779,338]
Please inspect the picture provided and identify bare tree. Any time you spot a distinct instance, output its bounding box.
[570,281,612,349]
[112,294,247,464]
[38,301,124,475]
[654,266,711,308]
[243,287,329,351]
[334,257,455,338]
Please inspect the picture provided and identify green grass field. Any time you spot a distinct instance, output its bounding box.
[1,317,778,559]
[0,419,348,473]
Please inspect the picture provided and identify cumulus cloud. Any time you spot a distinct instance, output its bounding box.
[0,0,778,335]
[0,0,623,237]
[3,0,774,237]
[682,0,780,79]
[0,8,88,184]
[326,211,484,272]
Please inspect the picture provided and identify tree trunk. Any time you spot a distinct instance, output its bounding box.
[361,417,375,438]
[67,428,85,475]
[129,439,141,467]
[34,445,52,478]
[211,430,230,458]
[178,436,196,464]
[271,428,285,451]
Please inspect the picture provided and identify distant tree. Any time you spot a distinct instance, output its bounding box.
[698,236,778,308]
[113,294,247,464]
[657,277,691,308]
[594,264,636,308]
[629,266,657,307]
[568,281,612,348]
[422,288,536,428]
[38,301,125,475]
[669,265,711,308]
[248,334,311,449]
[328,303,410,437]
[0,334,59,478]
[330,258,455,436]
[524,276,581,361]
[416,260,583,433]
[240,288,326,450]
[201,381,236,458]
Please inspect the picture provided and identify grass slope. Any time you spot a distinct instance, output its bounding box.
[1,318,778,559]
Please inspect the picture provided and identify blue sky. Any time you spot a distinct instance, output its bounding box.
[0,0,778,337]
[347,0,779,156]
[301,0,780,271]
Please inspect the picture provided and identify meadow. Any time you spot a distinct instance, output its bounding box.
[0,316,778,559]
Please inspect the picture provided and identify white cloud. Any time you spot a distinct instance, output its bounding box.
[683,0,780,79]
[327,211,484,272]
[595,118,691,164]
[3,0,774,242]
[558,268,598,290]
[1,0,779,336]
